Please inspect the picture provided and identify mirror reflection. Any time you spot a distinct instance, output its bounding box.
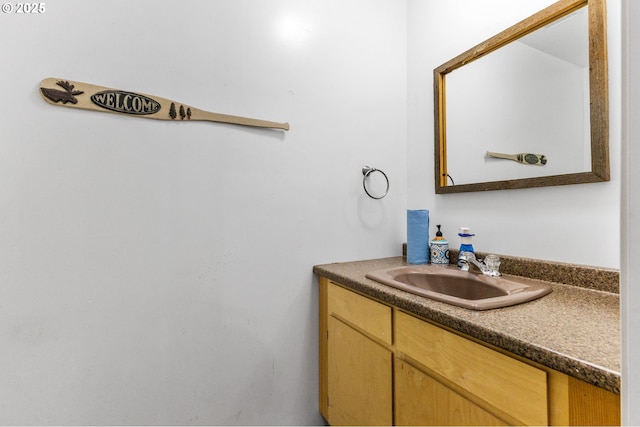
[434,0,609,193]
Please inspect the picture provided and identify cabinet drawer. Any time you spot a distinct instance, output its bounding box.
[395,310,548,426]
[327,281,392,345]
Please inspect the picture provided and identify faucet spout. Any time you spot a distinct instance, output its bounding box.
[458,251,501,276]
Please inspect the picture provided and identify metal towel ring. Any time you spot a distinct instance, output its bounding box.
[362,166,389,200]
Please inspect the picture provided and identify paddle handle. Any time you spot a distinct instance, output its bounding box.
[486,151,518,161]
[39,78,289,131]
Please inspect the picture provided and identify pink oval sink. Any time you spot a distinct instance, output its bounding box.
[365,264,552,310]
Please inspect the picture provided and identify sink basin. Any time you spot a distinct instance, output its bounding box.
[365,264,552,310]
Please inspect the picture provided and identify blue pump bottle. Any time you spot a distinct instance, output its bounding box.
[457,226,475,267]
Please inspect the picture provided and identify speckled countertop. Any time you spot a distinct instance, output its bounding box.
[313,256,620,395]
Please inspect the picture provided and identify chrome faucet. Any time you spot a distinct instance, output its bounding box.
[458,251,501,276]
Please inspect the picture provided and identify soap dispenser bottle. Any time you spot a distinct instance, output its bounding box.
[457,226,475,267]
[430,225,450,265]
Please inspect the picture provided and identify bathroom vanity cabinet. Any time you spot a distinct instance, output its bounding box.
[322,282,393,425]
[318,277,620,426]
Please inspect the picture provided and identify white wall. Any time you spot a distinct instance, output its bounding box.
[0,1,407,424]
[408,0,621,269]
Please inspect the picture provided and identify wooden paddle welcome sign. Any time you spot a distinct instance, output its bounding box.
[39,78,290,131]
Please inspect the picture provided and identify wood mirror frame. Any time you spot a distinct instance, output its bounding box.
[434,0,608,194]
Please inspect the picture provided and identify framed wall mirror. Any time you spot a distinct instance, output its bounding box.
[434,0,608,194]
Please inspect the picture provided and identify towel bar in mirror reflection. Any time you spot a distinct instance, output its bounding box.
[434,0,609,193]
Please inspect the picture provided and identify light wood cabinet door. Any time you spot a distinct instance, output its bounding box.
[326,315,393,426]
[395,358,508,426]
[395,310,548,426]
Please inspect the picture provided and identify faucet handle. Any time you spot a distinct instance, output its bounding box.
[484,254,501,276]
